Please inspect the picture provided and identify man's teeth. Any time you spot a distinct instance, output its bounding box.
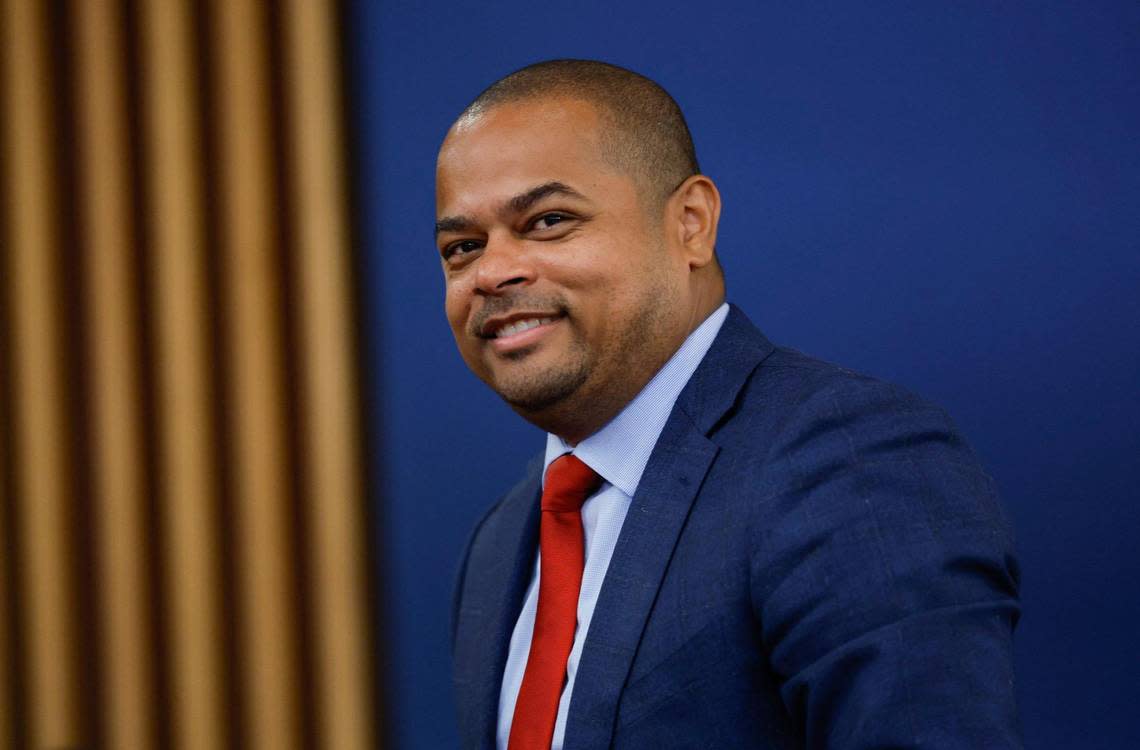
[496,317,554,338]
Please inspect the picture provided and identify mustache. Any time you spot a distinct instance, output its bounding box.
[470,293,568,336]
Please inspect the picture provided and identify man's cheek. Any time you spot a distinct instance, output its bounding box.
[444,299,469,338]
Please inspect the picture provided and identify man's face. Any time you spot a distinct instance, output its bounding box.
[436,98,691,432]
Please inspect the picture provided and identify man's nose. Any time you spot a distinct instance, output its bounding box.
[474,233,534,295]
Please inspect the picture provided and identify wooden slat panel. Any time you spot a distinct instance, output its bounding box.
[136,0,227,747]
[280,2,377,748]
[210,1,303,748]
[3,3,375,748]
[71,0,157,747]
[0,302,13,750]
[0,0,82,745]
[0,30,15,739]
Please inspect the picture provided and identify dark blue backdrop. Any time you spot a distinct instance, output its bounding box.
[348,2,1140,747]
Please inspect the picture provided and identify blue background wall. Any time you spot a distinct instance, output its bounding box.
[347,2,1140,747]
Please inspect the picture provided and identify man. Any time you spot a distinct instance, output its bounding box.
[441,60,1021,749]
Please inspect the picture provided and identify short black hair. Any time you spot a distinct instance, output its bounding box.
[458,59,700,204]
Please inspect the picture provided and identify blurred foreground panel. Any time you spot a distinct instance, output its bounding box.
[0,1,381,747]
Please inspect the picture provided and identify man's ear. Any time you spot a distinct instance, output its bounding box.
[671,175,721,269]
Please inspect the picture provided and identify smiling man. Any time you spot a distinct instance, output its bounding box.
[437,92,722,444]
[441,60,1022,750]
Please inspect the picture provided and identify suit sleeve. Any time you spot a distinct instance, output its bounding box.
[750,378,1022,748]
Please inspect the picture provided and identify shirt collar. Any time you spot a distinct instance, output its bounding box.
[543,303,730,497]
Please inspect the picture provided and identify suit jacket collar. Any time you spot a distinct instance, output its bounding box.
[676,303,777,435]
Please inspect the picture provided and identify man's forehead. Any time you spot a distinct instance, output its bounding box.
[448,95,602,137]
[438,97,605,171]
[436,99,619,210]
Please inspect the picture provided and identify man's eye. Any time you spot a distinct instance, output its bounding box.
[531,213,570,231]
[443,240,483,259]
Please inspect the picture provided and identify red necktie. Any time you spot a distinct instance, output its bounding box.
[508,454,603,750]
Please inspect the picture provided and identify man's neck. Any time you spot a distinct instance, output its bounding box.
[531,299,728,446]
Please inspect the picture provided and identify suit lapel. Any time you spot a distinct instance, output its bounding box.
[562,305,775,750]
[562,412,718,750]
[456,458,543,750]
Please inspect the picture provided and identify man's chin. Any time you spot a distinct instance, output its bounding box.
[495,382,576,414]
[486,365,588,415]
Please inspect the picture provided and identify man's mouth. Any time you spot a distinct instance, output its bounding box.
[491,316,556,338]
[479,311,564,339]
[480,313,565,353]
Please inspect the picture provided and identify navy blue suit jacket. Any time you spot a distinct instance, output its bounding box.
[451,305,1022,749]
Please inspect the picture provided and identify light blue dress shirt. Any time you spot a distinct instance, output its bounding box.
[496,303,730,750]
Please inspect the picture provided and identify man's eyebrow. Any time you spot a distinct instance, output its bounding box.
[434,215,474,238]
[505,181,588,215]
[435,182,588,239]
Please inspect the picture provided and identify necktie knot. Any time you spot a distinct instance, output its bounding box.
[542,454,602,513]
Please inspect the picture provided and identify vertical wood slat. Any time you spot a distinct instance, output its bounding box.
[281,2,377,748]
[71,0,158,748]
[136,0,227,747]
[209,1,303,748]
[0,304,13,750]
[0,12,15,729]
[0,0,83,746]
